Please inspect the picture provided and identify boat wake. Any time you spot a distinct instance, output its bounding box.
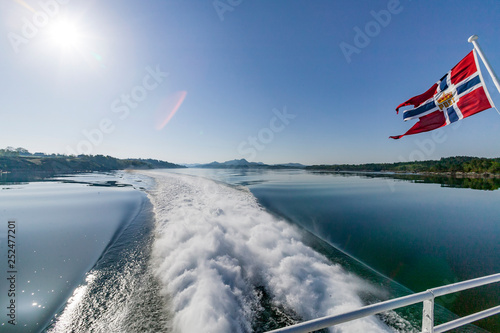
[144,171,397,332]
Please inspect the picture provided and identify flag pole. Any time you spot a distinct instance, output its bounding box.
[468,35,500,94]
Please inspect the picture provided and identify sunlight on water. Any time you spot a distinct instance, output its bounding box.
[0,180,144,332]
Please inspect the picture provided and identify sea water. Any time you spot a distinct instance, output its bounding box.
[0,170,497,332]
[163,168,500,332]
[0,176,146,332]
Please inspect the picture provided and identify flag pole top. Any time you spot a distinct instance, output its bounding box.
[467,34,500,94]
[468,35,478,43]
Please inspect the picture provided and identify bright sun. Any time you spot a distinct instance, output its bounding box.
[48,19,83,49]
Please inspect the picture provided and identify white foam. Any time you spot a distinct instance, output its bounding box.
[143,171,394,333]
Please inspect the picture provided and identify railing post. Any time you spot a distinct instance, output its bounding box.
[422,296,435,333]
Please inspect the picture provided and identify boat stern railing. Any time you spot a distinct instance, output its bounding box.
[265,273,500,333]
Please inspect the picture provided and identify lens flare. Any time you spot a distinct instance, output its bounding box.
[12,0,35,12]
[155,91,187,130]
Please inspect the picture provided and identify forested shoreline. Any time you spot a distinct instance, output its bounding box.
[307,156,500,175]
[0,147,183,175]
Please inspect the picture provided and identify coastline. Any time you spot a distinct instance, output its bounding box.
[309,169,500,179]
[0,155,185,178]
[417,171,500,178]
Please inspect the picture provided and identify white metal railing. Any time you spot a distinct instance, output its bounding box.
[266,273,500,333]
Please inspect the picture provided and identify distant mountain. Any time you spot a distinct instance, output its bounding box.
[181,163,202,168]
[197,159,260,168]
[275,162,307,168]
[195,159,306,169]
[225,159,250,165]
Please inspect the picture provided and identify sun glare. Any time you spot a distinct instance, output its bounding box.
[48,19,82,49]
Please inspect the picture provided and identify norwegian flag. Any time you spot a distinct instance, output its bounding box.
[390,50,495,139]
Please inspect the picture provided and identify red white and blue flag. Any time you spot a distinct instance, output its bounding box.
[390,50,495,139]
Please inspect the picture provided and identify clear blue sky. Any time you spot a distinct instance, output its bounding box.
[1,0,500,165]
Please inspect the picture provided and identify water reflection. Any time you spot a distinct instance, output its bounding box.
[4,169,499,191]
[311,171,500,191]
[0,171,54,184]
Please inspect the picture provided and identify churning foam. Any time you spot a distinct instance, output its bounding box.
[143,171,392,333]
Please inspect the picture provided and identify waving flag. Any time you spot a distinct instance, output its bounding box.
[390,50,495,139]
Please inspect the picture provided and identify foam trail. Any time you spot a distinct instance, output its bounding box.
[143,171,393,333]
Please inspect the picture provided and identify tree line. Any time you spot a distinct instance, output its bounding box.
[307,156,500,174]
[0,147,183,174]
